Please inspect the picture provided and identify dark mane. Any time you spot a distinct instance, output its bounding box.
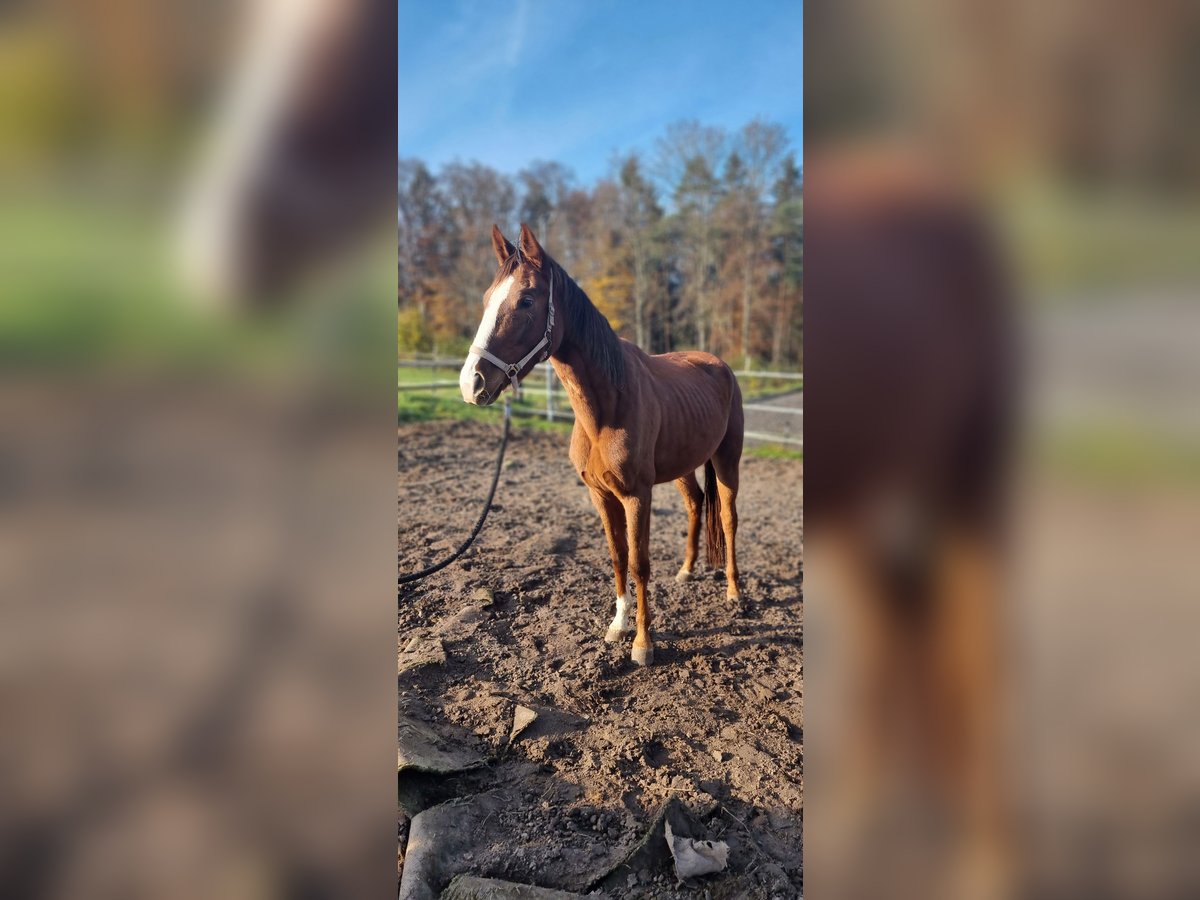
[499,250,626,389]
[548,259,626,389]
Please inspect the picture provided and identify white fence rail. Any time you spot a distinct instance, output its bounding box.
[399,358,801,448]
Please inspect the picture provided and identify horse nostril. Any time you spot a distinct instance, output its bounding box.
[471,371,490,404]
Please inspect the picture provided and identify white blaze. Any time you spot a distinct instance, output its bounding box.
[459,276,515,402]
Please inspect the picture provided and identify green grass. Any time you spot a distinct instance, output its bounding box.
[747,443,803,461]
[397,387,572,434]
[1002,179,1200,296]
[0,189,199,366]
[738,375,803,402]
[399,364,566,432]
[396,364,460,386]
[1,182,394,380]
[1039,423,1200,487]
[397,391,495,424]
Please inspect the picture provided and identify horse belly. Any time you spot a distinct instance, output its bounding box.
[652,407,728,484]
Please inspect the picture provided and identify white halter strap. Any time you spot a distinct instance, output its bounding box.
[471,266,555,395]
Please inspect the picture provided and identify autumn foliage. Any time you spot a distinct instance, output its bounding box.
[398,119,802,369]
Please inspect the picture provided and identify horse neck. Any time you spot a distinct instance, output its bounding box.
[548,269,621,431]
[550,348,612,434]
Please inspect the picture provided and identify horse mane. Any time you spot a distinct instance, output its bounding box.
[549,258,626,390]
[498,250,626,389]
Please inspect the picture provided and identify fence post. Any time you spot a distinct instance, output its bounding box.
[545,366,554,422]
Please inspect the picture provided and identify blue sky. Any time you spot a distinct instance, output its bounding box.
[398,0,803,185]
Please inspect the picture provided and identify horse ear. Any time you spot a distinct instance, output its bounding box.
[518,223,545,268]
[491,224,515,265]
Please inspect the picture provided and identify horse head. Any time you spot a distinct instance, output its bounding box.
[459,223,559,405]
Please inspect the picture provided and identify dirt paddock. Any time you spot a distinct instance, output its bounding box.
[398,419,803,898]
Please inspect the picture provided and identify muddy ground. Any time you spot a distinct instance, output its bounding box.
[398,420,803,898]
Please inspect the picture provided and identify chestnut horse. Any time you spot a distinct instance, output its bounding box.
[459,224,744,665]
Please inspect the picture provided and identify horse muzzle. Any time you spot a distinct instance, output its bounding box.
[459,365,497,406]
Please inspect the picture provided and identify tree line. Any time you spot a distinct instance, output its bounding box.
[398,119,802,370]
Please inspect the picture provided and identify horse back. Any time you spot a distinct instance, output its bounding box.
[647,350,737,402]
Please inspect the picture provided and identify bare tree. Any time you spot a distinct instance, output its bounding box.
[728,120,789,367]
[395,119,803,370]
[616,154,663,348]
[652,120,728,194]
[439,162,517,345]
[517,161,574,254]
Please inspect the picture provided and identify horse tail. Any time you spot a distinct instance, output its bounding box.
[704,458,725,567]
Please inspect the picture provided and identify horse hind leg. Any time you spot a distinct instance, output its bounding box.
[710,433,743,602]
[674,472,703,582]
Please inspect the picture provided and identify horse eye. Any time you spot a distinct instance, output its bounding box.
[517,296,533,309]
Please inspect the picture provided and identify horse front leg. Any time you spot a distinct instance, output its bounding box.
[622,490,654,666]
[589,488,630,643]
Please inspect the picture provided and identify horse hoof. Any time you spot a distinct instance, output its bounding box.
[631,644,654,666]
[604,628,625,644]
[675,568,693,583]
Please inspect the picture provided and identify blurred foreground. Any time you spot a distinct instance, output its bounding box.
[806,2,1200,898]
[1,1,396,897]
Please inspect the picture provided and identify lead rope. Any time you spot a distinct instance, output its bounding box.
[397,396,512,586]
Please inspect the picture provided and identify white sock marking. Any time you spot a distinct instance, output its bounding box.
[608,593,632,634]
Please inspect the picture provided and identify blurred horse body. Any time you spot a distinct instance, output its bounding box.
[460,225,745,666]
[806,147,1016,900]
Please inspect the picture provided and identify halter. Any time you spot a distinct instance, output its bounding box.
[470,252,556,396]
